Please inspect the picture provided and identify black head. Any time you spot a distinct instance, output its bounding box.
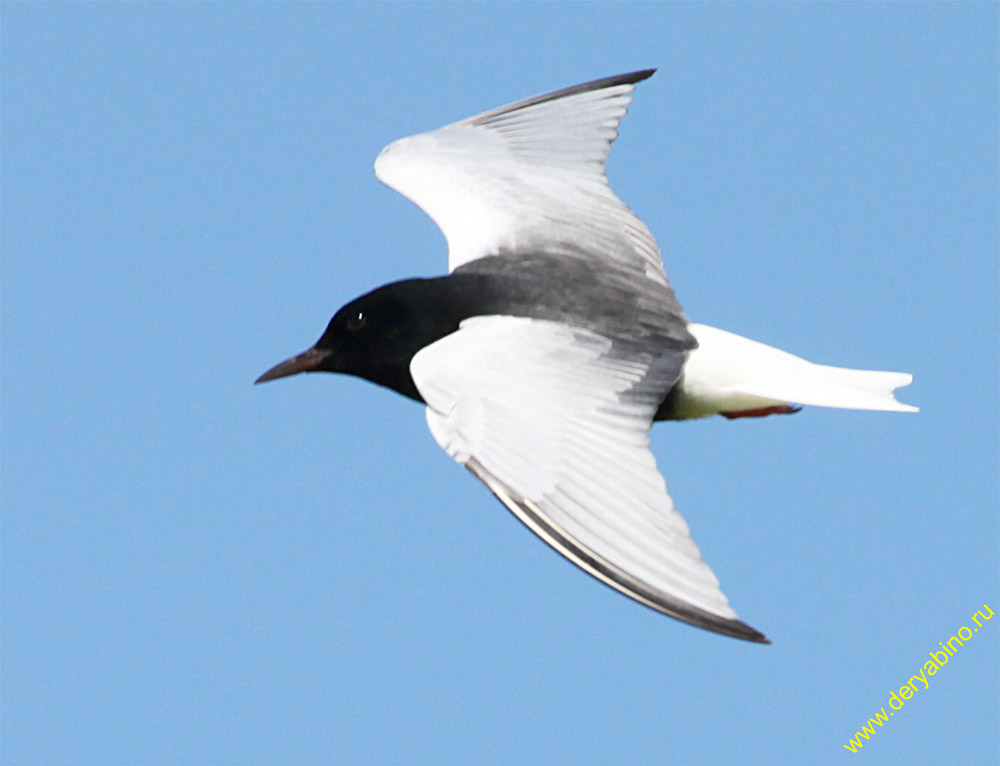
[255,276,471,401]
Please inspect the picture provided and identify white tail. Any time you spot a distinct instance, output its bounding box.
[670,323,918,420]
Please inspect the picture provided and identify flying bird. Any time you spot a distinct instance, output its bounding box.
[257,70,916,643]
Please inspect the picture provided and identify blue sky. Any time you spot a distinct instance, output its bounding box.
[2,3,997,765]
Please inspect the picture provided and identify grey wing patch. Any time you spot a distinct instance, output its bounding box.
[452,253,696,352]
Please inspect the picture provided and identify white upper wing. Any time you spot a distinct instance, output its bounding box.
[374,70,669,287]
[410,315,767,643]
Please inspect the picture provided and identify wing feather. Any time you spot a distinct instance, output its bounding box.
[374,70,669,285]
[410,315,768,643]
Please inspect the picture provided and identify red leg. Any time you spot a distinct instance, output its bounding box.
[721,405,802,420]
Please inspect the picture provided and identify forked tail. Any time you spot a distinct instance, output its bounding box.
[669,324,918,420]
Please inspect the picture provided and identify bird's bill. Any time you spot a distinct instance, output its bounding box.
[255,347,332,384]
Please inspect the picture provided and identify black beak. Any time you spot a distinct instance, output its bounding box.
[255,347,333,384]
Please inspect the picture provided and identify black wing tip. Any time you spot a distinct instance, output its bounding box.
[465,69,657,127]
[559,69,656,94]
[656,599,770,644]
[611,68,657,86]
[531,68,656,103]
[710,617,771,645]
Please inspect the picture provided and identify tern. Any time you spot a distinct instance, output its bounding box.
[257,70,916,643]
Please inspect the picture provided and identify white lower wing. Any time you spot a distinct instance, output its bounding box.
[410,316,767,643]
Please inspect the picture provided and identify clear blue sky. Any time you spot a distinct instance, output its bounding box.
[3,4,997,765]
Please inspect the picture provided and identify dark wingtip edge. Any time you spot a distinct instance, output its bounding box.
[619,68,657,85]
[712,617,771,645]
[518,67,657,105]
[464,69,657,127]
[574,68,657,92]
[668,601,770,645]
[468,459,772,646]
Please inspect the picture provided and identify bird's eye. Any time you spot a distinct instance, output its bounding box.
[347,310,367,331]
